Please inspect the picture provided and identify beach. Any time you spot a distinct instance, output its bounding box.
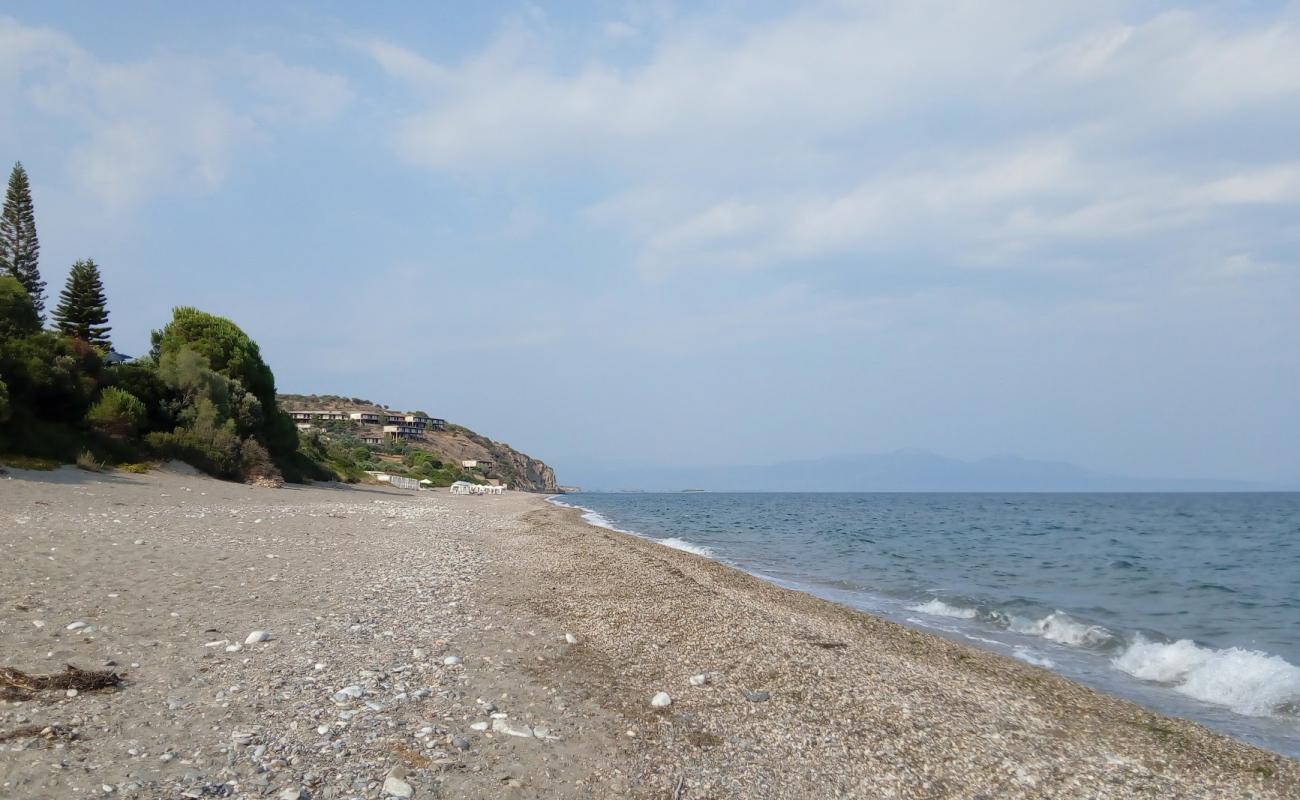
[2,467,1297,799]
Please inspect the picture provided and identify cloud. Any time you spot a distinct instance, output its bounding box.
[0,15,352,215]
[363,1,1300,287]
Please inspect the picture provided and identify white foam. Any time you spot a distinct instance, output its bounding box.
[1013,648,1056,668]
[907,599,978,619]
[658,537,713,557]
[1112,635,1300,717]
[1009,611,1114,648]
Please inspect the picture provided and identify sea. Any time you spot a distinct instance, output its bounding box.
[547,492,1300,758]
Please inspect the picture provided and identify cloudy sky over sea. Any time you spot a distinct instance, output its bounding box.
[2,1,1297,483]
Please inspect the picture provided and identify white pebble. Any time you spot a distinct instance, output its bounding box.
[442,655,460,666]
[244,630,272,645]
[650,691,672,708]
[66,621,87,631]
[564,633,578,645]
[689,673,709,686]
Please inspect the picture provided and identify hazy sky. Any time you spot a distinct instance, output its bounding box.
[2,2,1298,484]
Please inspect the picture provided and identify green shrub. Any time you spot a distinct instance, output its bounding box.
[75,449,104,472]
[238,437,281,483]
[86,387,146,438]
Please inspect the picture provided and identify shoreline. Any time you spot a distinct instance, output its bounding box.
[2,468,1297,798]
[544,493,1300,759]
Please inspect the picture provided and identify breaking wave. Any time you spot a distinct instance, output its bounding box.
[1009,611,1116,648]
[658,537,714,557]
[907,599,978,619]
[1112,635,1300,717]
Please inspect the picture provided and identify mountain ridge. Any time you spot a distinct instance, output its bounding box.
[564,450,1278,493]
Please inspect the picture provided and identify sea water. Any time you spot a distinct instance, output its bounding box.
[549,492,1300,757]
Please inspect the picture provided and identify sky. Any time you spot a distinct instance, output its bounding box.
[1,1,1298,485]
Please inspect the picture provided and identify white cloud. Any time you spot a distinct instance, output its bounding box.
[0,16,352,215]
[364,2,1300,284]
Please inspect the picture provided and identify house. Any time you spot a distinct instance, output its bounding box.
[359,435,383,445]
[349,411,382,424]
[289,410,348,423]
[461,459,479,469]
[383,423,423,440]
[400,413,447,431]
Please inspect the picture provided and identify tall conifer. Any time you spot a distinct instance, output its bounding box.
[53,259,111,349]
[0,162,44,320]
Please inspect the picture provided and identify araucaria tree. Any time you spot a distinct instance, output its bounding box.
[53,259,112,349]
[0,162,44,320]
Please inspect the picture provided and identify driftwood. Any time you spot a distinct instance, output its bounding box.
[0,664,123,700]
[0,724,76,742]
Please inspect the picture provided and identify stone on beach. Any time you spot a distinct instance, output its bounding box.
[650,691,672,708]
[442,655,460,666]
[565,632,578,644]
[689,673,709,686]
[382,775,414,798]
[244,630,272,644]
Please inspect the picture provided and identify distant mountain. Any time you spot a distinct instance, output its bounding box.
[564,450,1274,492]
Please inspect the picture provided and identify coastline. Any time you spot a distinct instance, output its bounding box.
[1,469,1297,798]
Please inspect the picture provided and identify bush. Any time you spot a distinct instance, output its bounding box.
[0,276,41,340]
[86,387,147,438]
[75,449,104,472]
[238,438,281,483]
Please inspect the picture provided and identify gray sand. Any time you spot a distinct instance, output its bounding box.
[1,466,1297,798]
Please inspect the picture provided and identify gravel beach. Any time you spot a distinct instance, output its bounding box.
[2,466,1297,799]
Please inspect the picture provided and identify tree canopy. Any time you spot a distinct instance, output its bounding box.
[53,259,112,349]
[0,162,43,320]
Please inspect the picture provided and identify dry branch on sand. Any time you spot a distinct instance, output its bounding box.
[0,664,123,700]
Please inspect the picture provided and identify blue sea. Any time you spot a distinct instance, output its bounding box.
[548,492,1300,757]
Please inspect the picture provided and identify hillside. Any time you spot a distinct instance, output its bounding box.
[278,394,558,492]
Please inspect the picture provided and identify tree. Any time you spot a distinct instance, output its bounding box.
[152,307,297,457]
[53,259,112,349]
[0,163,43,320]
[0,275,41,340]
[86,387,146,438]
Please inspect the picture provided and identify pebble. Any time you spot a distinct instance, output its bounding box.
[743,689,771,702]
[333,685,364,702]
[382,776,414,798]
[277,789,306,800]
[442,655,460,666]
[650,691,672,708]
[225,643,243,653]
[66,621,87,631]
[451,735,470,751]
[491,718,535,738]
[689,673,709,686]
[564,632,578,644]
[245,630,272,644]
[470,722,489,731]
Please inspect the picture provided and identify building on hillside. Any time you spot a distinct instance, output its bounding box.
[400,413,447,431]
[349,412,382,424]
[290,410,348,422]
[295,423,315,431]
[383,423,423,440]
[359,435,383,445]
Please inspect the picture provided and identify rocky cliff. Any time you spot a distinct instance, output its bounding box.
[279,394,559,493]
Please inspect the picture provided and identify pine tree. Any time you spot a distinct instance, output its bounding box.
[53,259,112,349]
[0,162,44,320]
